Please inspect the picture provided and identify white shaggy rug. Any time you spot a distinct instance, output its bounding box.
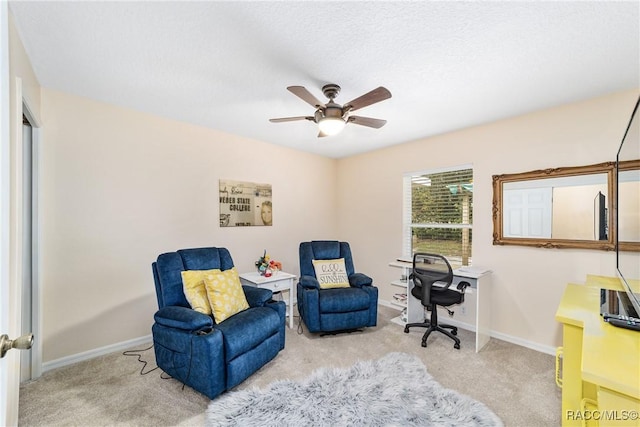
[206,352,503,426]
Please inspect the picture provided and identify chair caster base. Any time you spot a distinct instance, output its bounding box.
[403,326,409,333]
[421,341,427,348]
[454,343,460,350]
[451,329,457,336]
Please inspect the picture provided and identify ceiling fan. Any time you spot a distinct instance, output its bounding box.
[269,84,392,137]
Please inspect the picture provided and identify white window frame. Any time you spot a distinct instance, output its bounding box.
[402,164,473,266]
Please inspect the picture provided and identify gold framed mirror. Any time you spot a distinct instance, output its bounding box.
[492,162,616,250]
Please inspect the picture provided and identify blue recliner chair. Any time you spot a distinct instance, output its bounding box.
[151,247,285,399]
[297,241,378,333]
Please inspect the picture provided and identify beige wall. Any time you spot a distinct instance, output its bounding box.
[552,184,608,240]
[337,89,639,351]
[39,89,338,361]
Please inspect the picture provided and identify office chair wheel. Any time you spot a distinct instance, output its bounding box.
[404,326,409,333]
[451,329,457,336]
[421,341,427,348]
[454,343,460,350]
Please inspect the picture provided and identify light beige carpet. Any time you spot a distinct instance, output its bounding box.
[19,305,560,426]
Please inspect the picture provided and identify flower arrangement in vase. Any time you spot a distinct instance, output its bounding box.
[255,250,282,277]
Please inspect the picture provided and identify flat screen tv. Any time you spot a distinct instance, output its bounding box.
[615,95,640,319]
[593,191,607,241]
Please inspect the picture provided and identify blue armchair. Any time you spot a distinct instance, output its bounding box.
[151,247,285,399]
[297,241,378,333]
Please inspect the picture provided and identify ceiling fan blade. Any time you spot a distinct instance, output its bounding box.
[287,86,325,108]
[344,87,392,112]
[348,116,387,129]
[269,116,314,123]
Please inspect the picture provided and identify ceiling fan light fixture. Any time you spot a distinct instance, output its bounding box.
[270,83,391,137]
[318,117,346,136]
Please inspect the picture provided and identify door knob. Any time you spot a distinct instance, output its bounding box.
[0,333,33,358]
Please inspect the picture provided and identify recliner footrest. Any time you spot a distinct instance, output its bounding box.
[214,306,281,360]
[318,287,370,312]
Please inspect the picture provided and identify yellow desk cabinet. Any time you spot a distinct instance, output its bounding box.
[556,276,640,427]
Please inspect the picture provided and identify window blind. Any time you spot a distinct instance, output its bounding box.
[403,165,473,266]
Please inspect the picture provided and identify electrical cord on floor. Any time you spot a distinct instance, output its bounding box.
[122,344,160,376]
[123,344,176,380]
[296,313,304,335]
[273,290,305,335]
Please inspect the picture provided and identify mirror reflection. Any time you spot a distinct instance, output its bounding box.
[502,173,609,241]
[492,162,615,250]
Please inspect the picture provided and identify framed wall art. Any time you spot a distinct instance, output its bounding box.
[219,179,272,227]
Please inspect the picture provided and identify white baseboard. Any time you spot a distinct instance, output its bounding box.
[378,299,398,309]
[42,334,153,373]
[377,300,556,356]
[42,301,557,374]
[489,330,556,356]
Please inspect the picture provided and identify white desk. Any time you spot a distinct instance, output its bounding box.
[239,271,296,329]
[389,261,492,352]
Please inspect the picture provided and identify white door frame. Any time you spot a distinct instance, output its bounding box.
[19,92,42,381]
[1,2,17,425]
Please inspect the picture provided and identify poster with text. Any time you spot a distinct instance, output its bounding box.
[219,180,272,227]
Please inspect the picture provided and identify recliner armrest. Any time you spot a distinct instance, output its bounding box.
[242,285,273,307]
[154,306,213,332]
[299,275,320,289]
[349,273,373,288]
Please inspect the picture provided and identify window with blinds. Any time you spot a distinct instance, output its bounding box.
[403,165,473,268]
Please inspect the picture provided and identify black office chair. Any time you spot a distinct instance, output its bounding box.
[403,253,469,349]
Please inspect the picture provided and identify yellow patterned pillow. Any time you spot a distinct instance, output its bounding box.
[181,269,216,315]
[312,258,350,289]
[203,267,250,323]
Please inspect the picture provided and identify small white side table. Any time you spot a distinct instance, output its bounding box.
[239,271,297,329]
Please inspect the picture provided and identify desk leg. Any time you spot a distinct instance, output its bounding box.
[288,278,294,329]
[561,323,586,427]
[475,275,491,352]
[407,279,426,323]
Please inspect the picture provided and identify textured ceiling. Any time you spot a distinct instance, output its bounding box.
[9,1,640,158]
